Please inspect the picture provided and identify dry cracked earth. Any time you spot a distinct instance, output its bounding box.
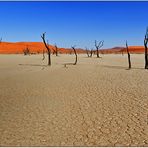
[0,54,148,146]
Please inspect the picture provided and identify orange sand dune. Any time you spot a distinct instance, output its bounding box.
[100,46,145,54]
[0,42,85,54]
[0,42,145,54]
[128,46,145,53]
[0,42,53,54]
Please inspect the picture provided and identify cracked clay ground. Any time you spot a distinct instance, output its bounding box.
[0,54,148,146]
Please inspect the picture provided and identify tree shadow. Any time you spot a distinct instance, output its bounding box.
[19,64,48,67]
[62,63,75,68]
[101,65,144,70]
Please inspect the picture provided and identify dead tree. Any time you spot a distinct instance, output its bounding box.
[23,46,30,55]
[126,41,131,69]
[85,47,90,57]
[41,32,51,66]
[144,27,148,69]
[52,48,56,55]
[90,49,93,57]
[54,44,58,56]
[72,46,77,65]
[95,40,104,58]
[0,37,2,43]
[64,46,78,68]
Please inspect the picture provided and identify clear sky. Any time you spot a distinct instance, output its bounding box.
[0,1,148,48]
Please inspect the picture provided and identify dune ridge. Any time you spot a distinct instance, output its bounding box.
[0,42,145,54]
[0,42,85,54]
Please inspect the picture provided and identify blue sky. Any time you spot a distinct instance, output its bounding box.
[0,1,148,48]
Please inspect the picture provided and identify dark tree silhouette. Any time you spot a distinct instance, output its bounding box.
[126,41,131,69]
[72,46,77,65]
[95,40,104,58]
[23,46,30,55]
[0,37,2,43]
[85,47,90,57]
[64,46,78,68]
[52,48,56,55]
[90,49,93,57]
[144,27,148,69]
[54,44,58,56]
[41,32,51,66]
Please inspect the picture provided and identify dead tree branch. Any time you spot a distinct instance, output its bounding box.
[144,27,148,69]
[85,47,90,57]
[23,46,30,55]
[64,45,78,68]
[72,45,77,65]
[95,40,104,58]
[126,41,131,69]
[41,32,51,66]
[54,44,58,56]
[90,49,93,57]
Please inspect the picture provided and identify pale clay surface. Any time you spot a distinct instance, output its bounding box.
[0,54,148,146]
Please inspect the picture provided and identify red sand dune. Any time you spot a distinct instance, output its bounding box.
[100,46,145,54]
[0,42,145,54]
[0,42,85,54]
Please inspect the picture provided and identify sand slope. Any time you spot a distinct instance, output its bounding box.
[0,42,85,54]
[102,46,145,54]
[0,42,145,54]
[0,54,148,146]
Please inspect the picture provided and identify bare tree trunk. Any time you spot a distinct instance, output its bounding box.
[126,41,131,69]
[0,37,2,43]
[85,48,90,57]
[94,50,96,55]
[52,48,56,55]
[72,46,77,65]
[47,51,51,65]
[54,44,58,56]
[144,28,148,69]
[144,43,148,69]
[95,40,104,58]
[86,50,90,57]
[23,46,30,55]
[90,49,93,57]
[96,48,100,58]
[41,33,51,66]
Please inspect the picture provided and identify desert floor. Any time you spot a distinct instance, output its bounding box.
[0,54,148,146]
